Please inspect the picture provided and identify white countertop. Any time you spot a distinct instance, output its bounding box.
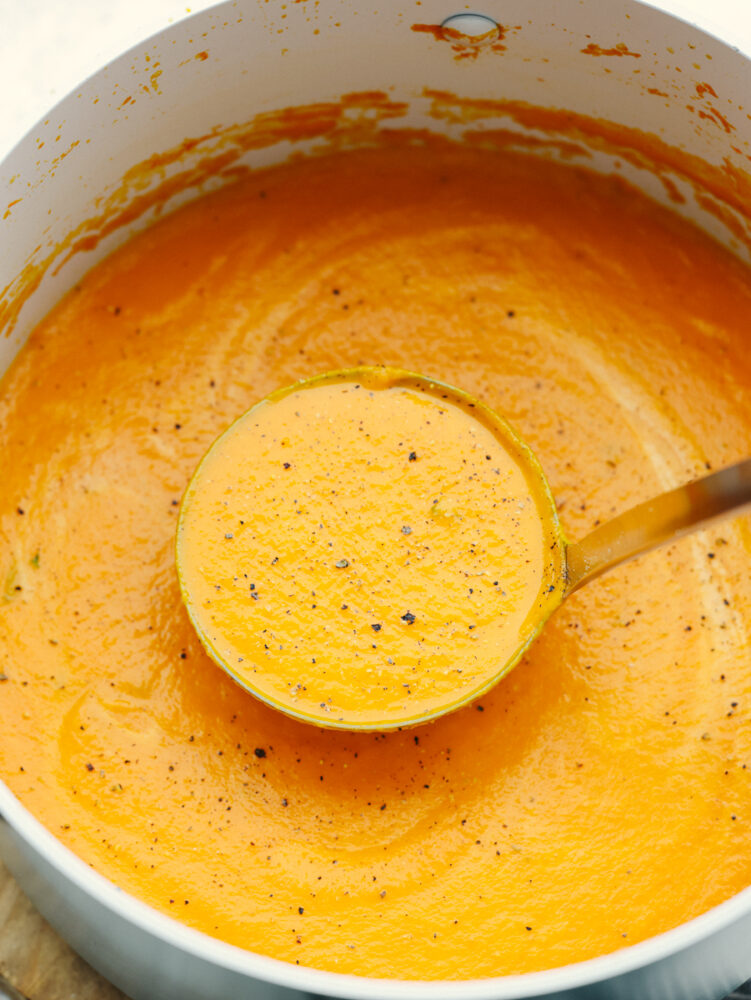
[1,0,751,163]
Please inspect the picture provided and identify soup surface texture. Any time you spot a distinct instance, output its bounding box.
[176,369,562,729]
[2,145,751,979]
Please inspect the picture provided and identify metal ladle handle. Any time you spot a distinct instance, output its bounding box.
[565,458,751,594]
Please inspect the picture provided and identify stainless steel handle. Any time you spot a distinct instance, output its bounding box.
[565,458,751,593]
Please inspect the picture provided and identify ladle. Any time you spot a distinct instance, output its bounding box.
[176,367,751,730]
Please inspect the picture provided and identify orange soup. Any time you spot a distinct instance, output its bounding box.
[2,144,751,979]
[176,369,563,729]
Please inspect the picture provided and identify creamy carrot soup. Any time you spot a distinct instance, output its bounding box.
[2,144,751,979]
[176,369,563,729]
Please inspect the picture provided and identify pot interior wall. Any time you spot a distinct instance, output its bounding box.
[2,0,751,383]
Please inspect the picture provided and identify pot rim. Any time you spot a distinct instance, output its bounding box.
[2,777,751,998]
[3,0,751,996]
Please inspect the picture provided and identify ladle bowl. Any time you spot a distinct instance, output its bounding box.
[176,366,751,731]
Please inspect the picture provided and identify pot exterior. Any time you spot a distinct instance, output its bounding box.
[0,817,306,1000]
[2,2,751,998]
[3,793,751,1000]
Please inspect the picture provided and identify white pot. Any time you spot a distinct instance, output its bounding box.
[2,2,751,997]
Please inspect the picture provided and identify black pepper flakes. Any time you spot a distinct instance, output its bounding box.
[401,611,416,625]
[371,623,382,632]
[408,452,418,462]
[254,748,267,759]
